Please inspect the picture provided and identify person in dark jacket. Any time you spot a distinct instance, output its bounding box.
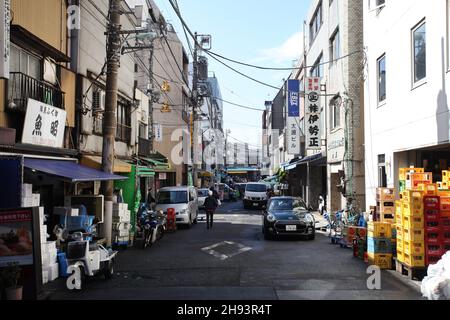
[204,190,219,229]
[210,186,219,201]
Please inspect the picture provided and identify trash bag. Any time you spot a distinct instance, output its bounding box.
[421,251,450,300]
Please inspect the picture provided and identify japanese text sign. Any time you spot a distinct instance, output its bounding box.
[22,99,66,148]
[286,79,301,155]
[305,78,322,151]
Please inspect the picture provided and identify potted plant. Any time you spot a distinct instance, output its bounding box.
[0,266,23,300]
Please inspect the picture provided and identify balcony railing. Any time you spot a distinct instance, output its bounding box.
[7,72,65,112]
[138,137,152,156]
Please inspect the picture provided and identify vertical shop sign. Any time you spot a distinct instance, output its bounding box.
[305,78,322,151]
[0,0,10,79]
[153,124,163,142]
[286,79,301,155]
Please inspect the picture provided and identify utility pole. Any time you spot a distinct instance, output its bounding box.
[101,0,121,246]
[148,40,155,152]
[191,32,199,187]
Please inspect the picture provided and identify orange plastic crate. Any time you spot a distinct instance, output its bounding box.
[440,197,450,211]
[400,168,424,181]
[376,188,396,202]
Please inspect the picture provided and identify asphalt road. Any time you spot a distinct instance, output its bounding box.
[46,200,422,300]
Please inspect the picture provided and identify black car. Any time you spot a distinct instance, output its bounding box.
[262,197,316,240]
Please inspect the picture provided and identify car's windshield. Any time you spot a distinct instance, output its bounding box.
[246,184,267,192]
[269,199,308,211]
[198,189,209,197]
[157,191,188,204]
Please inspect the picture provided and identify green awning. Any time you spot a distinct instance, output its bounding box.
[137,166,155,177]
[142,157,172,171]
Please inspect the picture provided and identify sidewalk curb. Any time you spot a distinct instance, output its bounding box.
[386,270,423,295]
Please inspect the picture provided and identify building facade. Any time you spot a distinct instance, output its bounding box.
[303,0,365,212]
[364,0,450,209]
[134,0,190,187]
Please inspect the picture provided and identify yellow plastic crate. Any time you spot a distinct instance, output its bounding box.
[368,253,393,270]
[396,224,404,241]
[399,168,424,181]
[396,248,405,263]
[402,202,424,217]
[417,183,438,196]
[395,201,403,215]
[403,215,424,230]
[368,222,393,238]
[403,228,425,243]
[403,253,425,267]
[443,171,450,183]
[397,238,404,251]
[401,190,424,203]
[403,239,425,255]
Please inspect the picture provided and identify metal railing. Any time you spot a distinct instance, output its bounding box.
[7,72,65,112]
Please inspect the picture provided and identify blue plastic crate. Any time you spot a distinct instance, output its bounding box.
[367,237,392,254]
[59,215,95,232]
[57,252,69,278]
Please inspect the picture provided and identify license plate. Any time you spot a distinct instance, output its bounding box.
[286,225,297,231]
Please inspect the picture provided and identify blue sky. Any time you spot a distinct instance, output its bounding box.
[144,0,311,146]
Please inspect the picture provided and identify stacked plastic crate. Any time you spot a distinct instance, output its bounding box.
[367,221,393,269]
[112,203,131,246]
[376,188,397,258]
[396,168,432,268]
[424,171,450,265]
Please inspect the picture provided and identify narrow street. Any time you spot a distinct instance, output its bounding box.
[46,201,421,300]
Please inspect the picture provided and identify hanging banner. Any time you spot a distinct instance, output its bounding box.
[153,124,163,142]
[286,79,301,155]
[22,99,67,148]
[305,78,322,151]
[0,0,10,79]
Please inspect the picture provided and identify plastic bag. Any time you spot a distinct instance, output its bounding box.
[421,276,447,300]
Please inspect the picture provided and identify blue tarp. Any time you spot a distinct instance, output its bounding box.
[24,159,128,183]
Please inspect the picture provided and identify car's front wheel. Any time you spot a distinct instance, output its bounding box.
[308,228,316,241]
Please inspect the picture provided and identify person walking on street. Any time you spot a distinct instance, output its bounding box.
[204,190,219,229]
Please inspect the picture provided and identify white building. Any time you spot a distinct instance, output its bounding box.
[282,0,365,210]
[364,0,450,209]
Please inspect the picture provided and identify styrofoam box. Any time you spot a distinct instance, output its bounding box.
[32,193,40,206]
[70,208,79,217]
[42,241,57,253]
[40,235,48,243]
[22,184,32,197]
[45,263,59,281]
[41,254,50,268]
[122,203,128,211]
[39,207,45,225]
[21,197,33,207]
[42,270,49,284]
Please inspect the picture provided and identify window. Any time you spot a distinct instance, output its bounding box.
[377,55,386,103]
[378,154,387,188]
[309,1,323,44]
[330,95,341,130]
[116,100,132,142]
[10,44,41,79]
[310,54,324,78]
[412,21,426,84]
[330,28,341,64]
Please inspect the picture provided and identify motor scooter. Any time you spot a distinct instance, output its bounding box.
[136,204,166,249]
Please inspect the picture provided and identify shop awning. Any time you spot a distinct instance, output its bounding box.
[140,157,174,171]
[290,153,327,168]
[137,166,155,177]
[81,155,132,173]
[24,159,128,183]
[199,171,214,177]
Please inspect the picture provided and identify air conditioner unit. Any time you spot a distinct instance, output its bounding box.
[93,90,106,113]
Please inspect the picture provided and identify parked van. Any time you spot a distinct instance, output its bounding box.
[243,183,269,209]
[155,186,198,228]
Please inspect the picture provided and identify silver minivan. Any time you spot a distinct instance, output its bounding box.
[155,186,199,228]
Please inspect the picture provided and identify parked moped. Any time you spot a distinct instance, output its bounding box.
[136,204,166,249]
